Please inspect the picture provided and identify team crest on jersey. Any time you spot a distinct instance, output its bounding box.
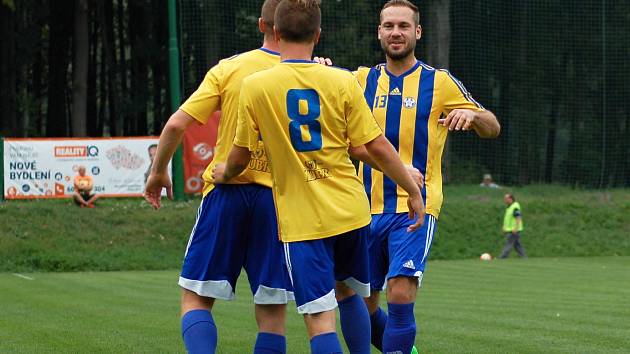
[403,97,416,109]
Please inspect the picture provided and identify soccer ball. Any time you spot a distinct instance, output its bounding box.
[79,180,89,189]
[480,253,492,261]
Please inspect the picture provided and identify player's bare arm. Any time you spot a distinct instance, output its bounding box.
[144,110,197,209]
[363,135,426,231]
[211,145,251,184]
[349,144,424,189]
[438,109,500,138]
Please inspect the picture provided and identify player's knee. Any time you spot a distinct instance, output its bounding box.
[255,304,286,334]
[181,289,214,315]
[334,281,356,301]
[386,277,418,304]
[364,291,381,314]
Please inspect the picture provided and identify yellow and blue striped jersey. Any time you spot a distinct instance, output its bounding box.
[355,61,485,218]
[234,61,383,242]
[179,48,280,196]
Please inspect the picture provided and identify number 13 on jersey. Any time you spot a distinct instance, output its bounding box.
[287,89,322,152]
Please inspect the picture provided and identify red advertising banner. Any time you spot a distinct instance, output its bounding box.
[183,111,220,194]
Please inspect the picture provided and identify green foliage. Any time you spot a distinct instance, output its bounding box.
[0,198,197,272]
[433,185,630,260]
[1,257,628,352]
[1,185,629,273]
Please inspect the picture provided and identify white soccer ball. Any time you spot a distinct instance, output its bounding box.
[480,253,492,261]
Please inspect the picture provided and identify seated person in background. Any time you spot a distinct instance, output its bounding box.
[480,173,500,188]
[73,166,99,208]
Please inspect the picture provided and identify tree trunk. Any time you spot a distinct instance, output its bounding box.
[87,3,99,136]
[100,0,119,136]
[0,3,17,136]
[47,0,73,137]
[72,0,89,137]
[424,0,451,181]
[117,0,129,135]
[424,0,451,69]
[129,0,148,136]
[151,0,168,134]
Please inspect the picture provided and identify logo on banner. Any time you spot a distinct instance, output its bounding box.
[22,184,31,193]
[54,172,63,181]
[92,166,101,175]
[106,145,145,170]
[55,183,65,196]
[54,145,99,158]
[7,187,18,198]
[192,143,214,161]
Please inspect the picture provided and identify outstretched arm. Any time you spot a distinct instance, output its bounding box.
[349,144,424,188]
[438,109,500,138]
[144,110,197,209]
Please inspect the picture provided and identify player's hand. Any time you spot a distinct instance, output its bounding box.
[211,163,227,184]
[313,56,333,66]
[406,165,424,189]
[406,194,425,232]
[144,172,173,210]
[438,109,476,131]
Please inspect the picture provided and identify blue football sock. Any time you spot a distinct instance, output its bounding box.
[369,307,388,352]
[181,309,217,354]
[382,303,416,354]
[310,332,343,354]
[254,332,286,354]
[338,294,371,354]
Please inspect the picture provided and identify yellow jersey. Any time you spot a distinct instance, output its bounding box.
[179,48,280,196]
[234,60,383,242]
[355,61,485,218]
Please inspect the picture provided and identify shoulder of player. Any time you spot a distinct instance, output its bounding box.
[240,67,275,89]
[430,66,465,87]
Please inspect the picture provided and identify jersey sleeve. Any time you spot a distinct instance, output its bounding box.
[179,63,223,124]
[345,77,383,147]
[440,71,485,115]
[233,81,260,152]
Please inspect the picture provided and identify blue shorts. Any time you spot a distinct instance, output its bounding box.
[179,184,294,304]
[369,213,437,290]
[284,226,371,314]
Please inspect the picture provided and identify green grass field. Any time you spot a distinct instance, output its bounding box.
[1,185,629,272]
[2,257,629,353]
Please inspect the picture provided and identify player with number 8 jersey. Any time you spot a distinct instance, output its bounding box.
[236,64,381,241]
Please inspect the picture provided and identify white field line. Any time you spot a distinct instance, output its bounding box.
[12,273,34,280]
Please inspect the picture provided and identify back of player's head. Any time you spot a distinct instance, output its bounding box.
[274,0,321,43]
[381,0,420,26]
[261,0,282,35]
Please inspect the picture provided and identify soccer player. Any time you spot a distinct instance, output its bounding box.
[350,1,501,353]
[144,1,293,353]
[211,1,425,353]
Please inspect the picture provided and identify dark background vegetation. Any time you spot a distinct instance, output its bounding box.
[1,0,628,188]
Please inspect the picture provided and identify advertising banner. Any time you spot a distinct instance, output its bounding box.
[3,137,168,199]
[182,111,220,194]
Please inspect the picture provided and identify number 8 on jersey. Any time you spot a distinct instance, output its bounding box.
[287,89,322,152]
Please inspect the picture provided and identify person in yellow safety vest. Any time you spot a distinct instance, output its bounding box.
[499,193,526,258]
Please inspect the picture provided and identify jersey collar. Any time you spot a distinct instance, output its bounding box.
[384,60,421,79]
[281,59,315,64]
[259,47,280,56]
